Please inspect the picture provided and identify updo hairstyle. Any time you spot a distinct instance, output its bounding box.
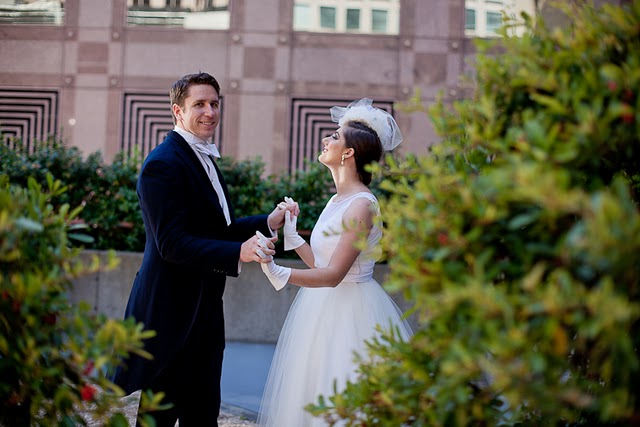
[342,121,383,186]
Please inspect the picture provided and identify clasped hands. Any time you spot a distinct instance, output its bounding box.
[257,196,306,291]
[241,196,300,264]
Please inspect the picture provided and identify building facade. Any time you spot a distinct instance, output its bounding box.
[1,0,539,173]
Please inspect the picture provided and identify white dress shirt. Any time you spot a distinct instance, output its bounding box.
[174,126,231,225]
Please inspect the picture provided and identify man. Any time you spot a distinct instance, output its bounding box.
[113,72,292,426]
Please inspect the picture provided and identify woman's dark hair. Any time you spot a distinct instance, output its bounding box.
[169,72,221,124]
[343,121,384,186]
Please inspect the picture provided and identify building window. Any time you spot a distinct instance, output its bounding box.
[0,0,65,25]
[371,9,387,33]
[465,8,476,31]
[294,4,313,30]
[346,8,360,30]
[127,0,230,29]
[486,11,502,32]
[293,0,400,35]
[465,0,536,38]
[320,6,337,29]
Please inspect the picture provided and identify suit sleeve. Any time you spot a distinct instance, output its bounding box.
[226,215,271,242]
[138,157,252,276]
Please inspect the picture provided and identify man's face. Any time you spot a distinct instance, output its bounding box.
[173,84,220,141]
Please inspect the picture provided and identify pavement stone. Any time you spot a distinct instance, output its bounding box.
[218,403,258,426]
[77,391,257,426]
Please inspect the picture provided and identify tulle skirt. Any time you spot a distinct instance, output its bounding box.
[257,279,413,427]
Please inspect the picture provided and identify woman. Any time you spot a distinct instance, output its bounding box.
[257,98,413,427]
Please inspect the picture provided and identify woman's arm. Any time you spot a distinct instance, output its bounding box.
[288,197,374,288]
[293,242,315,268]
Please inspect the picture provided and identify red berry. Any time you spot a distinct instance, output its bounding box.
[622,112,634,124]
[83,360,95,376]
[622,89,634,102]
[607,81,617,91]
[80,384,97,401]
[621,104,634,124]
[437,232,449,245]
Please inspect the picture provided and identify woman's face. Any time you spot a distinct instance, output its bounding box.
[318,127,346,166]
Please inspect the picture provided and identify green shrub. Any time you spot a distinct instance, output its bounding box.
[0,140,144,252]
[77,151,143,251]
[0,174,164,426]
[310,1,640,426]
[1,139,337,254]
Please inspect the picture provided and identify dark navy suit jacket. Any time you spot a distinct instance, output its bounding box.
[113,130,270,394]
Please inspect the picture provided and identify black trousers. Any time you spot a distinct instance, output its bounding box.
[137,319,224,427]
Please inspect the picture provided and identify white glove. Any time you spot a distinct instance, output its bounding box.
[283,208,305,251]
[256,230,291,291]
[260,260,291,291]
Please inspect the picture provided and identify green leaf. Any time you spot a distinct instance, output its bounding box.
[14,217,44,232]
[68,233,95,244]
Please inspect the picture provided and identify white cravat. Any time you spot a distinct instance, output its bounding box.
[174,127,231,225]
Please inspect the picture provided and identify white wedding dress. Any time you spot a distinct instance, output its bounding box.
[257,192,413,427]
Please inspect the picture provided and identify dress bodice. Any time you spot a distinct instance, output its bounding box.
[309,192,381,283]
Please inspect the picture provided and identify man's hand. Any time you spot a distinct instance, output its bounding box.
[240,233,276,263]
[267,196,300,231]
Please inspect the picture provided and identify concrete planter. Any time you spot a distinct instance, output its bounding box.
[71,250,417,344]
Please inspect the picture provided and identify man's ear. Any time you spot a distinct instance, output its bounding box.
[172,103,182,122]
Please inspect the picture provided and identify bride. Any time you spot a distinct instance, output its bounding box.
[256,99,413,427]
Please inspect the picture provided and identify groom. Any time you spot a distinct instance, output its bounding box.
[113,72,285,426]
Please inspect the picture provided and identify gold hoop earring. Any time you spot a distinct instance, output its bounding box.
[341,154,345,165]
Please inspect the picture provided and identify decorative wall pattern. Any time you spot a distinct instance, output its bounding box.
[121,92,174,158]
[121,92,224,159]
[289,98,395,172]
[0,89,59,151]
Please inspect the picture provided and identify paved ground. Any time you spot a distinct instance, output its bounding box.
[218,403,258,426]
[90,341,271,426]
[79,342,272,426]
[221,342,275,415]
[80,392,257,427]
[218,341,275,426]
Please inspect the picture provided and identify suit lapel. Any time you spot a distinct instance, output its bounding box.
[168,131,211,186]
[167,131,232,222]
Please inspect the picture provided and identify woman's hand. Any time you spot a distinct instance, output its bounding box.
[267,196,300,230]
[256,231,291,290]
[283,209,306,250]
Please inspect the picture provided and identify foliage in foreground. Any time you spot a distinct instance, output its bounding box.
[0,174,164,426]
[311,1,640,426]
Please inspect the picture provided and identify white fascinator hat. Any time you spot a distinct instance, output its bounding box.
[330,98,403,151]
